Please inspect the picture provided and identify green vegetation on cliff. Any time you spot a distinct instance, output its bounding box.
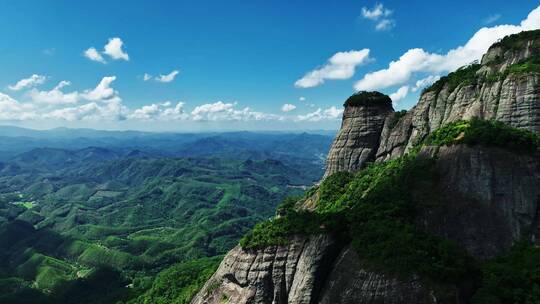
[472,242,540,304]
[130,257,222,304]
[423,63,481,94]
[240,119,540,300]
[421,118,540,152]
[491,29,540,50]
[344,91,393,107]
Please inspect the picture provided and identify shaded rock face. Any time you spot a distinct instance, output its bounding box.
[417,145,540,259]
[323,100,394,178]
[191,235,342,304]
[319,246,436,304]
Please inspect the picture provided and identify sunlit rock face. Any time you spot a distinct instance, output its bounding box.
[323,91,394,178]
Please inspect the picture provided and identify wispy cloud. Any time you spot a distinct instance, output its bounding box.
[361,3,395,31]
[483,14,502,25]
[156,70,179,83]
[143,70,180,83]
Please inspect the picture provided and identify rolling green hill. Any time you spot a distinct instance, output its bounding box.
[0,135,326,303]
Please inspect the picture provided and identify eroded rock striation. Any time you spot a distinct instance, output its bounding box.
[323,92,394,178]
[191,235,341,304]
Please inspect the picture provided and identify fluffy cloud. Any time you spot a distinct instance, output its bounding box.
[295,49,370,88]
[354,5,540,91]
[84,47,106,63]
[82,76,117,101]
[361,3,395,31]
[28,81,79,105]
[143,73,152,81]
[103,38,129,61]
[27,76,119,106]
[156,70,179,83]
[296,106,343,122]
[281,104,296,112]
[0,92,36,120]
[389,85,409,103]
[191,101,280,121]
[131,101,187,120]
[9,74,47,91]
[84,37,129,63]
[44,98,128,122]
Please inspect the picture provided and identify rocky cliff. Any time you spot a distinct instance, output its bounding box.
[323,92,394,178]
[375,31,540,164]
[192,30,540,304]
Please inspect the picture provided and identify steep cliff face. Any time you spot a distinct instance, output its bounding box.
[376,32,540,162]
[323,92,394,178]
[191,235,342,304]
[416,145,540,259]
[193,30,540,304]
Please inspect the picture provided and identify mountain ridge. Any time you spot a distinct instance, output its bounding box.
[192,29,540,304]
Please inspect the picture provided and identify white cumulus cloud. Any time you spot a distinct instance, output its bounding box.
[295,49,370,88]
[44,98,127,122]
[84,47,106,63]
[0,92,36,120]
[296,106,343,122]
[82,76,118,101]
[103,37,129,61]
[389,85,409,103]
[9,74,47,91]
[27,81,79,105]
[191,101,280,121]
[354,5,540,92]
[281,104,296,112]
[84,37,129,63]
[131,101,187,120]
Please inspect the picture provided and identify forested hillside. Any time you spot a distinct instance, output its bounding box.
[0,131,333,303]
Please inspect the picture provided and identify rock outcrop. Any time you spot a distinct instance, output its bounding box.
[318,246,436,304]
[376,33,540,162]
[323,92,394,178]
[417,145,540,259]
[191,235,342,304]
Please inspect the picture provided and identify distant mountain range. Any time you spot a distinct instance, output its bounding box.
[0,125,336,162]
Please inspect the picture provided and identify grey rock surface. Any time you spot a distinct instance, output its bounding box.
[191,235,341,304]
[417,145,540,259]
[323,101,393,178]
[319,246,437,304]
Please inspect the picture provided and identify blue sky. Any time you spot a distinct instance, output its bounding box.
[0,1,539,131]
